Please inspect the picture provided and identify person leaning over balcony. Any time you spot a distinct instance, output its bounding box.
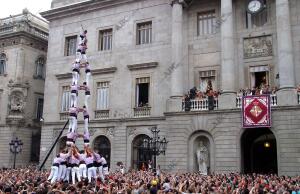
[184,94,191,111]
[237,89,243,97]
[207,89,214,111]
[189,87,197,99]
[251,87,256,95]
[255,87,261,95]
[196,91,204,100]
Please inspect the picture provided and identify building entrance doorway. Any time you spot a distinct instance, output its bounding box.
[241,128,277,174]
[94,136,111,168]
[132,134,151,170]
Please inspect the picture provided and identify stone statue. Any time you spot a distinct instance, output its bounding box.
[196,141,208,175]
[10,93,24,112]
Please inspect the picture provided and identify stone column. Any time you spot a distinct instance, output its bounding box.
[276,0,297,105]
[218,0,236,109]
[167,0,184,112]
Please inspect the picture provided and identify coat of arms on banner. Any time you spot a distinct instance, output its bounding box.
[242,95,271,128]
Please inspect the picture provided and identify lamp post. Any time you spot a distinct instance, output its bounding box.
[143,126,168,172]
[9,137,23,169]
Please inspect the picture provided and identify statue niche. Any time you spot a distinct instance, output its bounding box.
[9,91,25,113]
[195,137,209,175]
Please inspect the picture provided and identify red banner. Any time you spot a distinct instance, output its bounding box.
[242,95,271,128]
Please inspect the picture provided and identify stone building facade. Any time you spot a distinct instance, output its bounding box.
[0,9,48,168]
[41,0,300,175]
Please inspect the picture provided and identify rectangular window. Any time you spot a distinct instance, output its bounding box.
[61,86,71,112]
[96,82,110,110]
[35,57,45,79]
[135,77,150,107]
[246,0,269,28]
[0,60,5,75]
[65,35,77,56]
[136,21,152,45]
[36,97,44,120]
[197,10,216,36]
[99,29,113,51]
[0,53,6,75]
[199,70,216,92]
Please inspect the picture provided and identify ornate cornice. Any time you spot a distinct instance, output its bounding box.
[127,62,158,71]
[41,0,143,21]
[171,0,193,8]
[55,72,72,80]
[43,116,166,126]
[55,67,117,80]
[0,32,48,51]
[92,67,117,75]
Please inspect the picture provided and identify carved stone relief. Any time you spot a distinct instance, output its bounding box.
[106,128,115,137]
[243,35,273,59]
[9,91,25,112]
[128,128,136,136]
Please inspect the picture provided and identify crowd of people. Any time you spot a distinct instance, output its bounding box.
[236,85,277,97]
[0,166,300,194]
[183,80,220,111]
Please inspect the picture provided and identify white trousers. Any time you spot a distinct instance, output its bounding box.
[97,166,104,181]
[71,93,78,107]
[79,164,87,180]
[72,72,79,85]
[76,52,82,62]
[87,167,97,183]
[48,166,59,184]
[86,72,91,87]
[64,167,72,182]
[68,116,77,133]
[81,54,87,63]
[84,117,89,134]
[71,167,81,185]
[103,166,109,175]
[58,164,67,181]
[84,94,90,111]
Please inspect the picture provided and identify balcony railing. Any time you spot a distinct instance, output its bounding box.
[95,110,109,119]
[182,98,218,111]
[134,106,151,117]
[59,112,69,120]
[236,94,277,108]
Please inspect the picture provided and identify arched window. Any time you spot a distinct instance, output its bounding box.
[0,53,7,75]
[93,136,111,167]
[35,57,45,79]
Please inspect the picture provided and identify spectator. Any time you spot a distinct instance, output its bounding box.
[207,89,215,111]
[0,166,299,193]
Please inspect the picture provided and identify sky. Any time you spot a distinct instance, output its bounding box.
[0,0,52,19]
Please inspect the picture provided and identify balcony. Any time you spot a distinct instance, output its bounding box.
[134,106,151,117]
[182,98,218,111]
[95,110,109,119]
[59,112,69,120]
[236,94,277,108]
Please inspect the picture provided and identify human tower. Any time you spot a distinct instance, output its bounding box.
[67,29,90,147]
[47,30,109,184]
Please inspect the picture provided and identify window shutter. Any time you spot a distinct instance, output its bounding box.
[97,82,110,110]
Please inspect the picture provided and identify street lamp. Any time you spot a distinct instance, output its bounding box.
[9,137,23,169]
[142,126,168,172]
